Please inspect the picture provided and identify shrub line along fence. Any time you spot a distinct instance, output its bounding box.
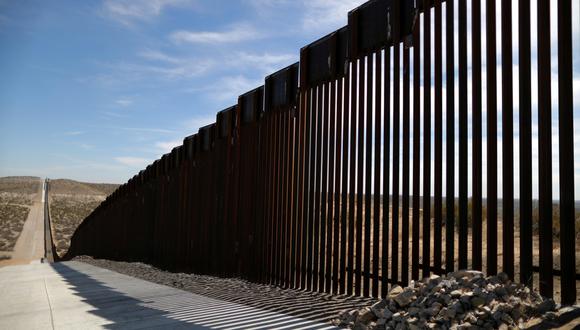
[67,0,578,304]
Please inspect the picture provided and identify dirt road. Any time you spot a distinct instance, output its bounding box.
[0,178,45,266]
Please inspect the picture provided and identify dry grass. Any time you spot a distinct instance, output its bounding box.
[0,176,40,195]
[50,195,105,256]
[0,177,39,255]
[302,197,580,303]
[0,203,30,251]
[49,179,118,196]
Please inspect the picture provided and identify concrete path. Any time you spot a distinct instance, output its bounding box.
[1,178,45,266]
[0,261,337,330]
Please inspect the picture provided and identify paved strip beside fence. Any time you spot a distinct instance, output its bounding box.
[0,261,337,330]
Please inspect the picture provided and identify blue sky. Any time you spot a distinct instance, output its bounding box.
[0,0,579,200]
[0,0,366,183]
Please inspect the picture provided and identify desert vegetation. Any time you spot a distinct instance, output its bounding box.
[0,177,40,258]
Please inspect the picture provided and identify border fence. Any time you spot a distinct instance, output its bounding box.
[67,0,578,304]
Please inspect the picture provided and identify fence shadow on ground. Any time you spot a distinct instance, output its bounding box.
[158,275,376,326]
[52,261,350,329]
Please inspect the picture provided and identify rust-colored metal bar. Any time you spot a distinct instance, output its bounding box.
[472,0,482,271]
[313,85,323,292]
[422,0,431,279]
[295,80,307,289]
[518,0,533,287]
[273,111,281,285]
[278,109,287,286]
[269,114,278,284]
[401,46,410,287]
[458,0,468,271]
[333,77,343,295]
[537,0,553,298]
[557,0,576,305]
[364,54,373,297]
[306,87,316,290]
[301,88,313,290]
[289,99,300,289]
[281,108,290,287]
[392,43,401,286]
[411,17,420,281]
[319,83,329,292]
[347,61,357,296]
[445,0,455,275]
[381,46,391,297]
[324,81,336,293]
[486,0,498,276]
[326,80,336,294]
[433,0,443,275]
[340,68,351,295]
[356,57,364,297]
[262,115,273,283]
[286,108,294,287]
[372,51,381,298]
[501,0,514,280]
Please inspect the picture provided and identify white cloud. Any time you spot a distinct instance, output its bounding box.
[188,75,261,104]
[103,0,196,25]
[230,51,296,73]
[115,98,133,107]
[155,139,182,154]
[170,23,263,44]
[184,115,215,132]
[301,0,366,33]
[94,57,215,84]
[114,156,151,168]
[114,126,175,134]
[62,131,84,136]
[138,49,182,64]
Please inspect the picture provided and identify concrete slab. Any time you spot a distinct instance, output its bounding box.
[0,262,337,329]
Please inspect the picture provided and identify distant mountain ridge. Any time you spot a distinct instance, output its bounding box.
[48,179,119,196]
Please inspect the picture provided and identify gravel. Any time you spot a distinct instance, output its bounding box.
[334,270,580,330]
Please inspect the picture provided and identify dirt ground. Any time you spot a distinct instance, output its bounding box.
[0,177,40,259]
[307,199,580,304]
[48,179,118,257]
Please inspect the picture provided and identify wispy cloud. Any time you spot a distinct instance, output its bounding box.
[154,139,182,154]
[114,156,152,168]
[188,75,261,103]
[138,49,182,64]
[78,143,94,150]
[62,131,84,136]
[184,115,215,132]
[170,22,263,44]
[229,51,295,74]
[301,0,366,33]
[115,98,133,107]
[102,0,197,25]
[112,126,175,134]
[100,111,128,119]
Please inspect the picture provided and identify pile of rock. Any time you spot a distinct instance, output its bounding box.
[335,270,575,329]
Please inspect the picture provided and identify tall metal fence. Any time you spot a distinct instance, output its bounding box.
[67,0,578,304]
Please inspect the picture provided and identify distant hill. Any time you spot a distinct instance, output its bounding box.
[49,179,119,196]
[0,176,41,195]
